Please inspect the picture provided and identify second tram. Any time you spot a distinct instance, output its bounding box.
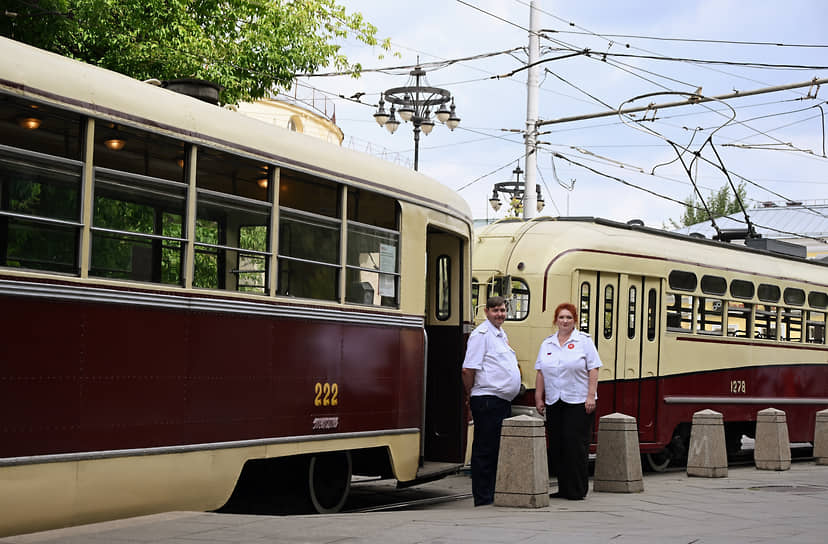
[472,216,828,470]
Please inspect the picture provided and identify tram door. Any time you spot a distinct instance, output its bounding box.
[637,277,661,442]
[595,273,621,414]
[579,271,661,443]
[615,274,661,442]
[423,229,466,464]
[617,275,642,419]
[576,270,619,429]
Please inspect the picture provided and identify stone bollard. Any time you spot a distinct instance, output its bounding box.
[687,409,728,478]
[494,415,549,508]
[754,407,791,470]
[814,409,828,465]
[593,413,644,493]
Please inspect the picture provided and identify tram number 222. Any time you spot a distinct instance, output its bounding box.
[730,380,746,394]
[314,382,339,407]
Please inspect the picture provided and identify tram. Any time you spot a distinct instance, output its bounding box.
[0,37,472,536]
[472,216,828,470]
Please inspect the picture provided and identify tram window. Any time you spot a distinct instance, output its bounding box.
[277,211,339,301]
[603,284,614,339]
[809,291,828,309]
[191,148,273,292]
[754,305,778,340]
[666,293,693,332]
[510,279,529,320]
[783,288,805,306]
[0,95,83,160]
[347,188,397,230]
[345,223,399,307]
[757,284,781,303]
[806,311,826,344]
[701,275,726,295]
[91,170,186,284]
[195,193,271,293]
[696,297,724,336]
[94,123,187,184]
[730,279,755,299]
[280,171,339,218]
[489,276,529,320]
[727,301,752,337]
[780,307,803,342]
[646,288,657,341]
[345,189,400,307]
[0,149,82,274]
[579,282,591,332]
[194,147,269,202]
[277,174,340,301]
[436,255,450,321]
[472,277,480,316]
[668,270,697,291]
[627,286,637,339]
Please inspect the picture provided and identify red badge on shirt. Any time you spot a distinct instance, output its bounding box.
[567,343,575,349]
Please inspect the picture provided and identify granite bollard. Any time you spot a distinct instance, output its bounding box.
[687,409,728,478]
[814,409,828,465]
[494,415,549,508]
[754,407,791,470]
[593,412,643,493]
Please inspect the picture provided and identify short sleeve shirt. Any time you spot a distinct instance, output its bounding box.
[462,321,522,402]
[535,329,602,404]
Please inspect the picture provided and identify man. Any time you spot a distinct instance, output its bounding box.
[462,296,522,506]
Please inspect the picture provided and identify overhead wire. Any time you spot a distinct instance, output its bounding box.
[455,155,527,192]
[552,150,828,245]
[313,0,827,239]
[538,30,828,49]
[527,0,822,97]
[581,49,828,71]
[452,2,828,223]
[615,92,828,220]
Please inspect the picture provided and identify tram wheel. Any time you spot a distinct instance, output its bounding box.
[644,450,672,472]
[308,451,352,513]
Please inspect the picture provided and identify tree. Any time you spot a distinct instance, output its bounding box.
[668,182,748,228]
[1,0,388,104]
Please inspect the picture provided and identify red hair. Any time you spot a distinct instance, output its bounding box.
[553,302,578,323]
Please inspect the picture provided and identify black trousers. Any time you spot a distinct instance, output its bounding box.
[546,399,594,499]
[469,395,512,506]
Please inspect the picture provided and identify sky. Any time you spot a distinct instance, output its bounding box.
[299,0,828,227]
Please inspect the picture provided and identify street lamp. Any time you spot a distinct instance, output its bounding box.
[372,64,459,171]
[489,165,545,216]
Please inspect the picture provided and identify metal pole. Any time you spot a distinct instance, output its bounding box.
[413,125,420,171]
[537,77,828,127]
[523,0,540,219]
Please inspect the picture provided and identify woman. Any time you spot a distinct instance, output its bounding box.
[535,302,601,500]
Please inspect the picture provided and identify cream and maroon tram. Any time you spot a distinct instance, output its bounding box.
[0,37,472,537]
[472,216,828,470]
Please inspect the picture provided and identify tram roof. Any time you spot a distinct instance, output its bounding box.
[474,216,828,285]
[0,37,471,224]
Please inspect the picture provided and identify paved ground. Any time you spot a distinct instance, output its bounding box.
[3,462,828,544]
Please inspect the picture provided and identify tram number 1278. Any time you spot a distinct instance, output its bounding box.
[730,380,746,394]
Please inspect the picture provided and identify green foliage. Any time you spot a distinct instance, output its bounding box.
[1,0,389,103]
[668,182,748,228]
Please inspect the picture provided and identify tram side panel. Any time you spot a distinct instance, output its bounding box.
[657,335,828,445]
[0,287,423,458]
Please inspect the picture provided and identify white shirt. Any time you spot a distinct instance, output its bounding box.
[535,329,602,404]
[462,321,522,401]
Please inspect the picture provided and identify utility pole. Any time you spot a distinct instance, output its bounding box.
[523,0,540,219]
